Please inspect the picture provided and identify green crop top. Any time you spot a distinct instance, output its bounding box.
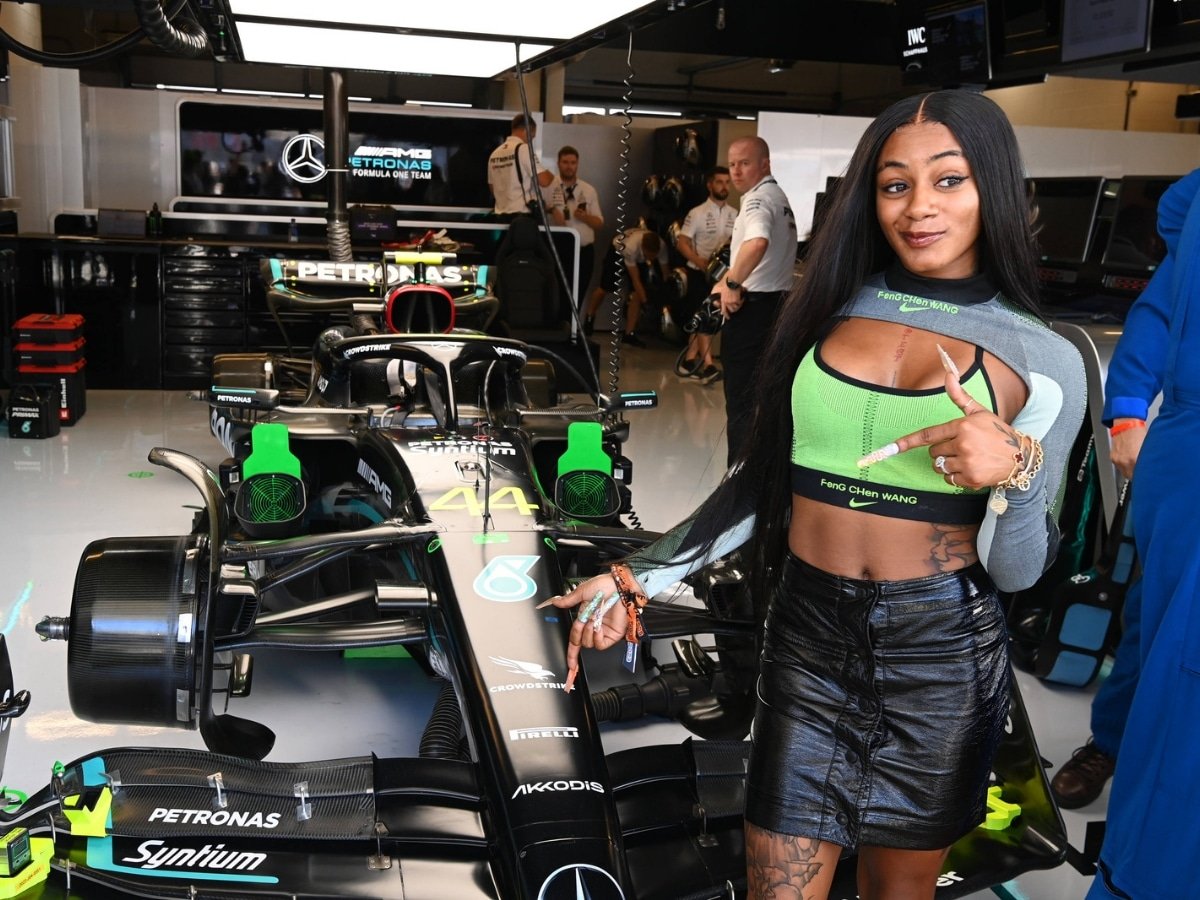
[790,339,997,523]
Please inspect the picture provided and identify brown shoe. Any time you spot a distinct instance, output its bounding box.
[1051,739,1116,809]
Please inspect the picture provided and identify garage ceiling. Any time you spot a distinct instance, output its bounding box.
[13,0,916,116]
[13,0,1200,119]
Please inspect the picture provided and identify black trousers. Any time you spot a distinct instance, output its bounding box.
[721,290,783,467]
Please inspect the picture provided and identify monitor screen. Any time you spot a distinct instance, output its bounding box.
[899,0,991,85]
[178,101,511,210]
[1028,176,1105,265]
[1061,0,1151,63]
[1100,176,1177,272]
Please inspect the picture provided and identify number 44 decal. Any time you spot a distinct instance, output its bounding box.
[429,486,538,518]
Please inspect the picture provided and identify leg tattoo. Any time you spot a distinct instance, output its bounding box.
[747,824,834,899]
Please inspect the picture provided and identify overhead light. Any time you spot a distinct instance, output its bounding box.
[736,114,757,121]
[563,105,606,116]
[408,100,472,108]
[229,0,658,42]
[156,83,219,92]
[235,22,553,78]
[615,108,683,117]
[766,59,795,74]
[220,87,307,98]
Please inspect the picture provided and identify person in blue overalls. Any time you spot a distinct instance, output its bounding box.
[1086,167,1200,900]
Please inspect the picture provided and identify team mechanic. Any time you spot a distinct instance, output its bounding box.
[487,114,554,221]
[675,165,737,384]
[715,137,798,467]
[544,90,1086,899]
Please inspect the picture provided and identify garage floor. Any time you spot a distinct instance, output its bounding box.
[0,333,1104,898]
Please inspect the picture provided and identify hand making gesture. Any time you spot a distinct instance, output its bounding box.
[859,345,1039,500]
[538,567,643,692]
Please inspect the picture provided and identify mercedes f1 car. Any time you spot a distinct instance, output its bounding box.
[0,248,1071,899]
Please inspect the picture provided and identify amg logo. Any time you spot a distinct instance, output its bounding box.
[512,780,604,799]
[352,145,433,160]
[215,394,253,405]
[121,840,267,872]
[510,726,580,740]
[356,458,393,506]
[149,807,282,829]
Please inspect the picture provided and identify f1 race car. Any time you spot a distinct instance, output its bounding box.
[0,249,1071,898]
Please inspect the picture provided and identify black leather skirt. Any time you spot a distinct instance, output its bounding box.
[745,552,1010,850]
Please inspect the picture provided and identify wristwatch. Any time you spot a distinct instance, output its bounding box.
[725,278,743,291]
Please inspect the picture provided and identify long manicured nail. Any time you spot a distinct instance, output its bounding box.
[857,442,899,467]
[536,597,558,609]
[936,344,960,378]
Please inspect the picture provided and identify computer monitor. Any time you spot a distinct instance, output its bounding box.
[1100,176,1177,273]
[1028,176,1105,266]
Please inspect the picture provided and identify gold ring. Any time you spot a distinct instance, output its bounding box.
[949,473,958,487]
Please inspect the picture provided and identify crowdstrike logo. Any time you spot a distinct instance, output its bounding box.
[488,656,568,692]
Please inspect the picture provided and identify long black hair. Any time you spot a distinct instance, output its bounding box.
[701,90,1042,617]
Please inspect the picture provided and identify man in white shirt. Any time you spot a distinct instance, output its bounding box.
[549,146,604,304]
[674,166,736,384]
[583,226,668,348]
[487,115,554,220]
[714,137,798,466]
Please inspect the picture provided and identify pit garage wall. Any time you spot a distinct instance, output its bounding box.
[759,111,1200,239]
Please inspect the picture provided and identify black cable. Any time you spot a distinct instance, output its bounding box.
[132,0,209,57]
[605,33,638,401]
[0,0,188,67]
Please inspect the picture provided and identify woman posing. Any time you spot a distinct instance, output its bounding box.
[544,90,1086,900]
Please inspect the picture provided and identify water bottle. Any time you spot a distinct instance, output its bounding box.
[288,218,299,243]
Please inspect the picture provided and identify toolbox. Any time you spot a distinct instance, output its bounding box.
[12,313,86,344]
[14,360,86,425]
[11,314,87,425]
[15,338,86,368]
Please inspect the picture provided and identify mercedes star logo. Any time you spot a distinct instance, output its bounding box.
[537,864,624,900]
[281,133,326,184]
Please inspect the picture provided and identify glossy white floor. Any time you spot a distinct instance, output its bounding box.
[0,334,1105,898]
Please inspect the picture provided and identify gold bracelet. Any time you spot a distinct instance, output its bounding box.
[989,432,1044,515]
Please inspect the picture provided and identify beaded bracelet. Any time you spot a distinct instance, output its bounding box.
[1109,420,1146,437]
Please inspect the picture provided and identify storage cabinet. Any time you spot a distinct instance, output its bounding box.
[161,250,248,388]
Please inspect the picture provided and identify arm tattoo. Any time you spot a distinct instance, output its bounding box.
[747,827,826,899]
[927,523,978,572]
